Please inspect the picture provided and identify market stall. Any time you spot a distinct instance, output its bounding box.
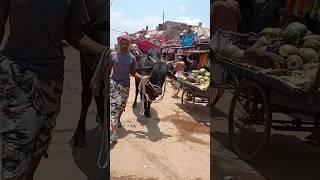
[176,68,211,112]
[186,50,210,71]
[174,50,211,112]
[161,46,179,61]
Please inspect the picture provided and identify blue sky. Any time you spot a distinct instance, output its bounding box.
[110,0,210,48]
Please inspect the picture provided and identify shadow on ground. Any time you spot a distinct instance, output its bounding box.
[175,103,211,126]
[114,102,171,143]
[212,107,228,119]
[72,127,109,180]
[212,131,320,180]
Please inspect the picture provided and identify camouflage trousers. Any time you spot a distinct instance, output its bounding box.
[0,56,63,179]
[110,80,129,127]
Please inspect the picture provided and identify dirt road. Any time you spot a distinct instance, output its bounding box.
[110,78,211,179]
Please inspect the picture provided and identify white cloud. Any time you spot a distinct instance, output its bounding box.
[144,15,163,26]
[124,20,136,28]
[173,17,201,26]
[110,10,122,19]
[110,13,164,48]
[178,5,187,13]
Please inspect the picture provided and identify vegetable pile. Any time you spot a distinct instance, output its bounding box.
[178,68,210,90]
[218,22,320,88]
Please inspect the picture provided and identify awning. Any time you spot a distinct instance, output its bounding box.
[135,39,160,54]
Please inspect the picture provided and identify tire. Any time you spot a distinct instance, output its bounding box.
[228,80,272,160]
[181,88,195,113]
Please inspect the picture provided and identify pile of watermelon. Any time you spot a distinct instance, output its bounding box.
[218,22,320,87]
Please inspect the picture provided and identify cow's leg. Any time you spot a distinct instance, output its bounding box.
[144,100,152,118]
[133,78,139,108]
[71,54,96,147]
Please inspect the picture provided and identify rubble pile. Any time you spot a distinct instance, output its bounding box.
[130,21,210,47]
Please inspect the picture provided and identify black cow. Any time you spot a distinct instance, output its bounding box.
[70,0,108,147]
[132,48,176,118]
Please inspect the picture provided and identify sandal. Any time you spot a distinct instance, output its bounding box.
[110,133,118,142]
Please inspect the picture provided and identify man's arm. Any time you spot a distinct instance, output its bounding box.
[65,26,107,56]
[129,55,144,79]
[130,70,144,80]
[64,0,108,56]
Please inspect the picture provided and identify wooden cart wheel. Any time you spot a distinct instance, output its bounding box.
[172,80,182,97]
[228,80,272,160]
[181,88,195,113]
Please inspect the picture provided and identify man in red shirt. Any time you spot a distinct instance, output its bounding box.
[211,0,241,34]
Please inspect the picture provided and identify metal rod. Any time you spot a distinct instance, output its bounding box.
[272,119,316,125]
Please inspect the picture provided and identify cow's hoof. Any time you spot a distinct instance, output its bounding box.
[69,138,85,148]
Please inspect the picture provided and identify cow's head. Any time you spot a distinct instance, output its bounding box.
[139,49,176,100]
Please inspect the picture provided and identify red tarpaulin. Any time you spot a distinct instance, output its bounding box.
[135,40,160,54]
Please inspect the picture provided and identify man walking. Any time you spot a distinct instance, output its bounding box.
[109,34,145,142]
[0,0,108,179]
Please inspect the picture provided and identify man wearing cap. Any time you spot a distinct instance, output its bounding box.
[109,34,145,142]
[0,0,108,179]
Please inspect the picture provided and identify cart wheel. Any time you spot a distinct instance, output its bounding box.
[172,80,181,97]
[229,80,272,160]
[181,88,195,113]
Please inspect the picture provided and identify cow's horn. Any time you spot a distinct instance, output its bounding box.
[148,56,157,63]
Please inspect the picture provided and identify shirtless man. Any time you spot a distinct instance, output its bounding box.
[172,56,186,97]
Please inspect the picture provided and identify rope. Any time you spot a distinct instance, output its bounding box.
[138,76,167,115]
[95,48,110,169]
[111,28,126,34]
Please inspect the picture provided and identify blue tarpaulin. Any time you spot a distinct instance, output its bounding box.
[182,33,196,47]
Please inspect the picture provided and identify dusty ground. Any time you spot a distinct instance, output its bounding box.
[110,78,211,179]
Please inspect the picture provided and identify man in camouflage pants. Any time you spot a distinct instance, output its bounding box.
[0,0,108,179]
